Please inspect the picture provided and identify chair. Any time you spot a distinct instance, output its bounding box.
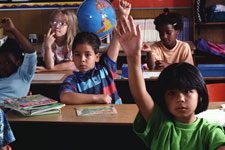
[206,83,225,102]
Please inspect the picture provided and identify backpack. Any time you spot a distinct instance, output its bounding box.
[195,38,225,57]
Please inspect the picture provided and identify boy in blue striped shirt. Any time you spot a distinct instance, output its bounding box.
[59,0,131,104]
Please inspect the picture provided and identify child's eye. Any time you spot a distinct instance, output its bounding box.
[167,90,176,96]
[85,53,91,57]
[183,89,192,94]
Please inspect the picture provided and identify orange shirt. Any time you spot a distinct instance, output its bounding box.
[150,40,194,65]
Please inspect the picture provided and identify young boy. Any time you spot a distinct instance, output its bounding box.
[0,17,37,103]
[59,0,131,104]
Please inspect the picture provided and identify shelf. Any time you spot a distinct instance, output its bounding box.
[195,22,225,25]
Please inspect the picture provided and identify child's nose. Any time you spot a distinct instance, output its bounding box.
[80,55,86,62]
[177,93,185,103]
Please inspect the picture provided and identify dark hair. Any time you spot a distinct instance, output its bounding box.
[154,8,183,31]
[72,32,100,54]
[0,38,23,61]
[156,62,208,117]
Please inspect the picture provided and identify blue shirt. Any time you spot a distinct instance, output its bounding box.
[0,109,15,148]
[0,52,37,103]
[59,53,122,104]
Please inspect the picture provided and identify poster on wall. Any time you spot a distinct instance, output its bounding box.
[0,0,192,10]
[112,0,192,8]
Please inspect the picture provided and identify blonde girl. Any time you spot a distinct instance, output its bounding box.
[36,8,77,72]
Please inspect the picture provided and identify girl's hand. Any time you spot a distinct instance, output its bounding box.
[0,17,16,33]
[44,28,55,49]
[35,66,48,72]
[155,60,170,70]
[142,42,151,51]
[114,15,142,57]
[118,0,131,18]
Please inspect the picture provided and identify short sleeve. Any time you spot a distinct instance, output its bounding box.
[0,109,15,148]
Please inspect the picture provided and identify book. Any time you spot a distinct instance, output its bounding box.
[75,105,117,116]
[3,94,65,116]
[4,94,58,109]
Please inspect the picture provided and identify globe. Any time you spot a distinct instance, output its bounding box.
[77,0,116,39]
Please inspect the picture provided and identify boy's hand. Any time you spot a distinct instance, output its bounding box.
[118,0,131,18]
[0,17,16,33]
[44,28,55,50]
[96,95,112,104]
[114,15,142,57]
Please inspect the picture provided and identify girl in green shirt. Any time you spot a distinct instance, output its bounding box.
[114,15,225,150]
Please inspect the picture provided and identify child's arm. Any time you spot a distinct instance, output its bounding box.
[60,91,112,104]
[146,51,156,70]
[0,17,34,53]
[114,15,154,121]
[107,0,131,62]
[43,28,56,69]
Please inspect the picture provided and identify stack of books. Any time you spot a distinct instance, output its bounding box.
[1,94,65,117]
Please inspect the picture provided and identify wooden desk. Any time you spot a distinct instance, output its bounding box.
[7,104,146,150]
[6,102,223,124]
[32,70,72,85]
[7,104,138,125]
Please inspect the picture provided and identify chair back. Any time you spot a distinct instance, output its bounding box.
[206,83,225,102]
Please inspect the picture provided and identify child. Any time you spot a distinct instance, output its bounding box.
[36,8,77,72]
[115,15,225,149]
[0,17,36,103]
[59,0,131,104]
[143,8,194,70]
[0,109,15,150]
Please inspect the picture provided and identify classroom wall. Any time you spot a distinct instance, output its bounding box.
[0,7,192,43]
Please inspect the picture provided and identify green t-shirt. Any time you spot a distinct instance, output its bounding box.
[133,104,225,150]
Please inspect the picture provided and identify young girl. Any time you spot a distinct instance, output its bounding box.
[36,8,77,72]
[143,8,194,70]
[0,17,36,102]
[0,17,36,150]
[115,15,225,149]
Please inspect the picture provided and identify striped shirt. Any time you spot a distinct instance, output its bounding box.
[59,53,122,104]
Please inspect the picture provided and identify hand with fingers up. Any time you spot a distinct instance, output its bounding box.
[114,15,142,58]
[44,28,56,50]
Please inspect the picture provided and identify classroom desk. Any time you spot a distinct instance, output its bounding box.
[7,102,224,150]
[7,104,146,150]
[6,102,223,124]
[7,104,138,125]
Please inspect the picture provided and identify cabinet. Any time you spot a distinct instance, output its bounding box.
[192,0,225,65]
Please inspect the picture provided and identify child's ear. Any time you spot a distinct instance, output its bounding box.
[175,29,180,35]
[95,53,100,63]
[16,60,22,67]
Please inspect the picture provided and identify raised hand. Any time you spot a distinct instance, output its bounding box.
[118,0,131,18]
[0,17,16,33]
[114,15,142,57]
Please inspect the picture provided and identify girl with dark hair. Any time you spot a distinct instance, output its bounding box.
[115,15,225,149]
[143,8,194,70]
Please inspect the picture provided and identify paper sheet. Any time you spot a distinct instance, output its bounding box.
[33,74,65,81]
[196,109,225,127]
[143,72,161,78]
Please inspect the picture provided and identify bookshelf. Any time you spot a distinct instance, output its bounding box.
[192,0,225,65]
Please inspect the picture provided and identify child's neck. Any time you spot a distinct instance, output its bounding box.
[55,36,66,47]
